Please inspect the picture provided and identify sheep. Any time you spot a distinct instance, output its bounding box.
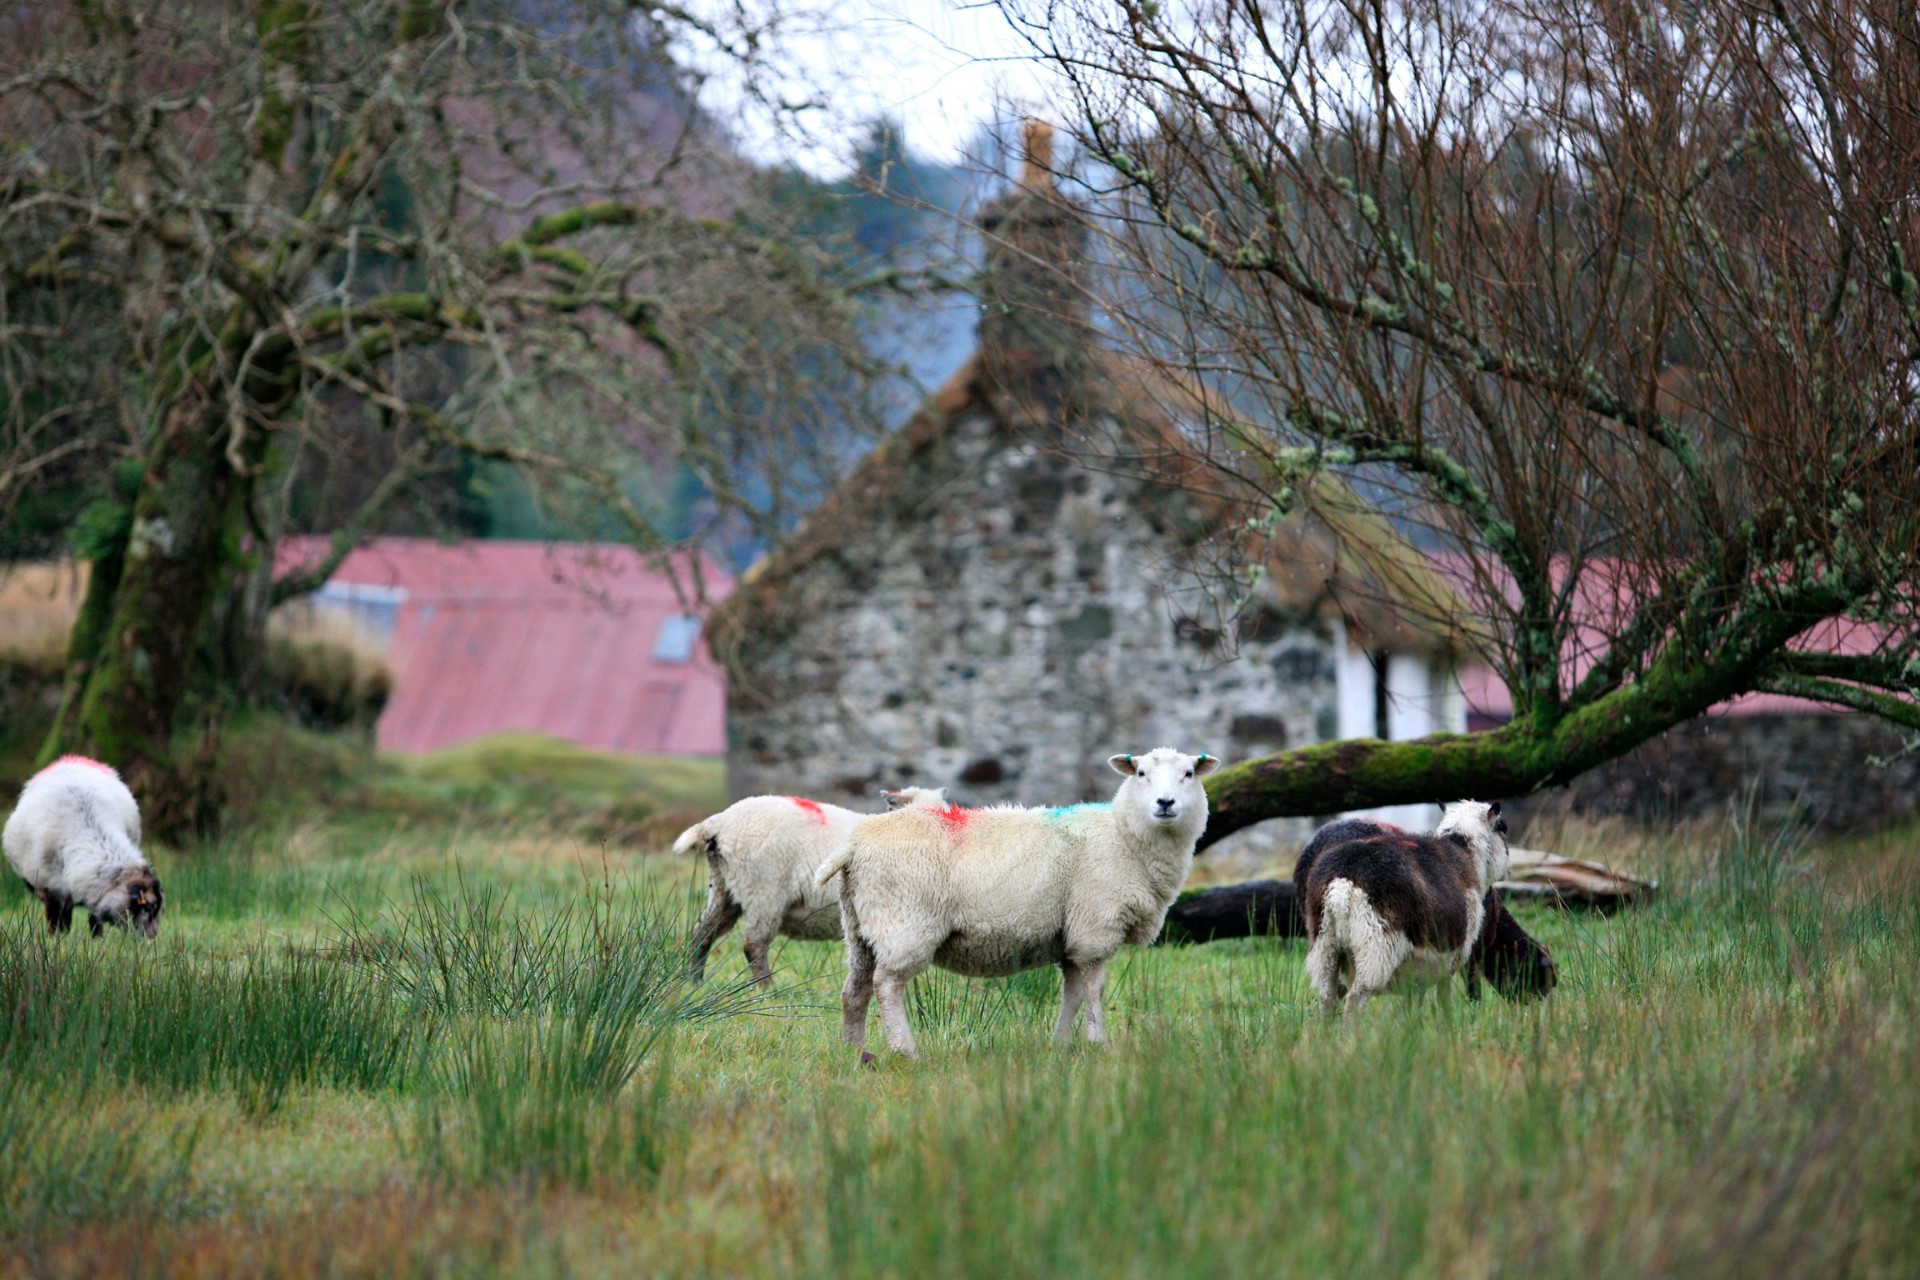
[1299,802,1512,1017]
[1465,887,1556,1001]
[817,747,1220,1059]
[1295,816,1553,1003]
[5,756,163,938]
[676,786,950,987]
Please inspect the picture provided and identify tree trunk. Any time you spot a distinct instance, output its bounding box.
[41,385,247,835]
[1196,618,1830,850]
[46,535,126,752]
[1158,880,1306,945]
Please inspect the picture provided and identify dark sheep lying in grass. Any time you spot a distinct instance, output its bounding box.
[1298,803,1520,1017]
[1294,815,1555,1003]
[1465,883,1556,1001]
[4,756,164,938]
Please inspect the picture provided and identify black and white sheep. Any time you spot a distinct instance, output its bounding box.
[5,756,164,938]
[1298,802,1512,1016]
[1295,816,1554,1003]
[675,787,949,986]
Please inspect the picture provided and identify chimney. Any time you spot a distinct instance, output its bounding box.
[978,121,1092,423]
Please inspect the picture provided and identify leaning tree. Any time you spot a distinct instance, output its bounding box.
[0,0,896,828]
[1000,0,1920,844]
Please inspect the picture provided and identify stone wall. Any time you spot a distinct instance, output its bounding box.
[1504,712,1920,834]
[727,409,1341,809]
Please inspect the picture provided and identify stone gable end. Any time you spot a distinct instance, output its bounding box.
[725,406,1339,810]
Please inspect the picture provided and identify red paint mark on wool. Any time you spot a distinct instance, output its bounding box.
[936,805,973,830]
[39,755,118,780]
[787,797,829,825]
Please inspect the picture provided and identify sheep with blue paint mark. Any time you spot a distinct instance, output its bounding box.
[815,747,1220,1059]
[675,786,950,987]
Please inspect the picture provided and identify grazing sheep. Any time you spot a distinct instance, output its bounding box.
[818,747,1220,1059]
[1299,802,1511,1018]
[1465,889,1556,1001]
[676,787,950,987]
[5,756,163,938]
[1295,816,1553,1002]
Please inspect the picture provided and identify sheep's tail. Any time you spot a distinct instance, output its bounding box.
[1320,879,1358,948]
[814,840,855,888]
[672,819,716,857]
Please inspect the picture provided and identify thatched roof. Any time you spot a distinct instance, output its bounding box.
[712,342,1471,657]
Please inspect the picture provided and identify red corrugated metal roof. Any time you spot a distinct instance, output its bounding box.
[279,538,730,755]
[1439,554,1899,721]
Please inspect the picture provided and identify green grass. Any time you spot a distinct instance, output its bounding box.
[0,808,1914,1279]
[391,731,727,837]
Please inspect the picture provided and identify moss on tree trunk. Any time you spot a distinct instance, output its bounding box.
[40,387,244,835]
[1198,618,1827,850]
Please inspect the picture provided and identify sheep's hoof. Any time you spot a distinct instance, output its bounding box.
[859,1050,878,1070]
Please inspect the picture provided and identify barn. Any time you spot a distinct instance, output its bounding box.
[281,537,729,757]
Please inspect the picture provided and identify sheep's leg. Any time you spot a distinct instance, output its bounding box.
[40,892,74,935]
[1305,940,1346,1020]
[1079,963,1110,1045]
[1346,932,1406,1020]
[741,920,778,990]
[874,967,920,1060]
[87,912,103,938]
[687,886,743,982]
[1053,963,1087,1043]
[842,935,877,1046]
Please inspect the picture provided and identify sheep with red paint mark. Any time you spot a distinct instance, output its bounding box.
[816,747,1220,1059]
[5,756,164,938]
[1300,801,1512,1018]
[675,787,950,986]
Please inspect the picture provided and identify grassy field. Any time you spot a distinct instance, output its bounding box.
[2,789,1915,1279]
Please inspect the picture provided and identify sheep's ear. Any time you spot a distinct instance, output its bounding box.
[1487,800,1502,817]
[1192,753,1221,777]
[1109,754,1140,777]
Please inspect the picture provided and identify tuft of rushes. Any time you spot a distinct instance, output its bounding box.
[333,873,761,1026]
[339,871,763,1190]
[403,1023,677,1191]
[0,919,417,1117]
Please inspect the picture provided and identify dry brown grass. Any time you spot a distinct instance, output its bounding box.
[0,560,87,674]
[0,559,392,715]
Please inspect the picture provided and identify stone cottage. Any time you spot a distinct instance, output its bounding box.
[711,127,1469,854]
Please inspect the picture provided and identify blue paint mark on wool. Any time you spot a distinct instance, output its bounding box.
[1046,803,1111,824]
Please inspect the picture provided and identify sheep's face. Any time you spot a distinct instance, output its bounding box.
[1108,748,1220,827]
[1438,800,1511,883]
[97,867,164,939]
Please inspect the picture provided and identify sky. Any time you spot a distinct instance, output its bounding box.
[681,0,1058,177]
